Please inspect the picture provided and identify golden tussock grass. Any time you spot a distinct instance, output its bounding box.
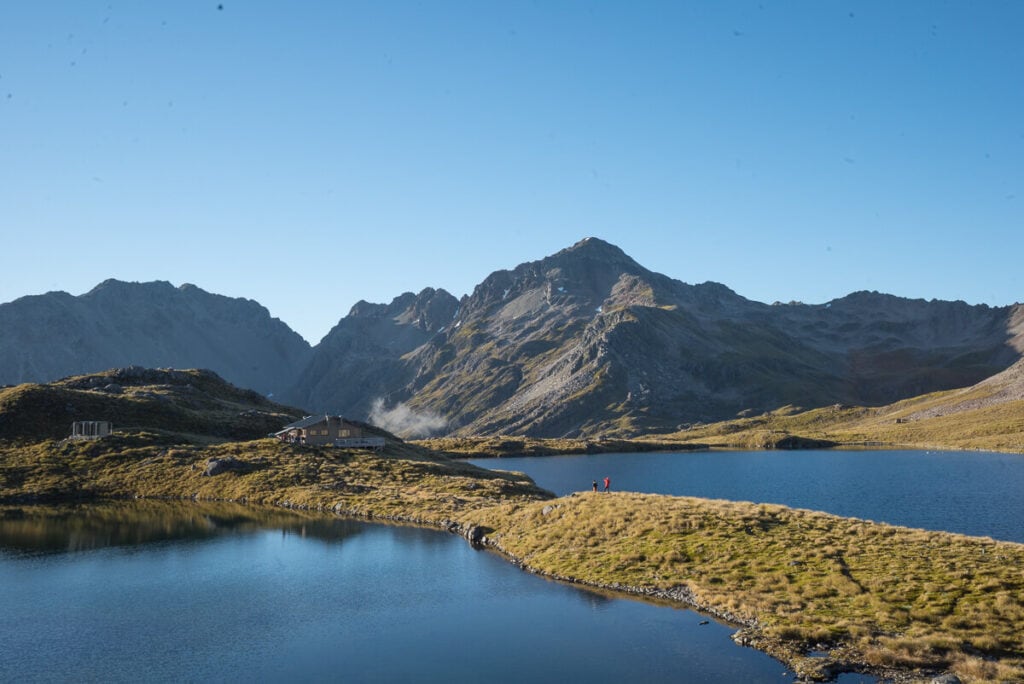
[472,492,1024,682]
[0,435,551,522]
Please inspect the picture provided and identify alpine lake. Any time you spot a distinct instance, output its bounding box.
[3,448,1022,683]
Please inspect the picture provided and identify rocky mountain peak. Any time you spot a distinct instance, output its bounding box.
[546,236,647,278]
[558,236,633,261]
[393,288,459,332]
[85,279,176,301]
[346,289,457,330]
[461,237,654,317]
[347,299,390,319]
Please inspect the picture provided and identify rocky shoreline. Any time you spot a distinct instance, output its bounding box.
[454,525,937,684]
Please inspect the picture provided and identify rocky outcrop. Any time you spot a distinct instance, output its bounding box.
[278,286,458,419]
[282,288,459,418]
[203,457,244,477]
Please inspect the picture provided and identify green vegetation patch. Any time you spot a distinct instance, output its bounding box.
[0,436,551,522]
[668,396,1024,454]
[473,493,1024,682]
[416,435,704,458]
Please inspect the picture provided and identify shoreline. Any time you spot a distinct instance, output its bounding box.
[1,493,955,683]
[422,437,1024,460]
[3,435,1021,683]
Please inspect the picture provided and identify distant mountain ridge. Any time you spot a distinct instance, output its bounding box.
[0,279,311,397]
[3,239,1021,437]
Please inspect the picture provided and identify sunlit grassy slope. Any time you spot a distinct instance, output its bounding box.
[663,392,1024,453]
[421,377,1024,457]
[0,435,550,521]
[473,493,1024,683]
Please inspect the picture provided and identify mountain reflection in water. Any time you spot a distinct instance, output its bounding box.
[0,501,801,683]
[0,501,365,555]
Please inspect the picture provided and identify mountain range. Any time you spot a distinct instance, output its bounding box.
[3,238,1022,438]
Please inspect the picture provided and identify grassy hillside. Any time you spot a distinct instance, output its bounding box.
[663,392,1024,454]
[0,434,550,521]
[422,374,1024,458]
[0,367,551,519]
[416,435,704,458]
[658,357,1024,453]
[0,367,304,443]
[473,493,1024,683]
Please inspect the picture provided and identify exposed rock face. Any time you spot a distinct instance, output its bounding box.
[283,288,459,419]
[288,238,1022,437]
[2,241,1020,439]
[0,280,311,397]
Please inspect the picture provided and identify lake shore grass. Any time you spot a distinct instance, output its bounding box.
[417,394,1024,459]
[662,395,1024,456]
[472,493,1024,683]
[0,434,551,521]
[415,434,708,458]
[2,434,1022,682]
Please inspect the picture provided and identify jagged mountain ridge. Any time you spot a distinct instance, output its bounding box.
[286,287,460,418]
[2,239,1021,438]
[0,280,311,397]
[291,238,1024,437]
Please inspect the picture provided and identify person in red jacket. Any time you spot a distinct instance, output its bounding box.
[603,476,610,492]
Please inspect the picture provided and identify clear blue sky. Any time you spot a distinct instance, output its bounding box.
[2,2,1021,344]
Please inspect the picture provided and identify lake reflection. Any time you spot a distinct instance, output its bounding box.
[0,501,365,554]
[0,502,800,683]
[471,449,1024,542]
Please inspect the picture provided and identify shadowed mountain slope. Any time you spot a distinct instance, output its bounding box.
[0,280,311,397]
[285,288,459,418]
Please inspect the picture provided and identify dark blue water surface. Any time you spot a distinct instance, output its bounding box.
[0,503,803,683]
[471,449,1024,543]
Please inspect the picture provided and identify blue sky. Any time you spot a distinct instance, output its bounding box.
[2,1,1021,344]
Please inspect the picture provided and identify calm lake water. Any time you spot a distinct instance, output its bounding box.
[471,449,1024,543]
[0,501,815,683]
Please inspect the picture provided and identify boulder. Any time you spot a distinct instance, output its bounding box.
[930,675,962,684]
[203,457,242,477]
[463,525,488,544]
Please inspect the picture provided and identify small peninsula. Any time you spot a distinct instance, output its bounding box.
[2,368,1022,683]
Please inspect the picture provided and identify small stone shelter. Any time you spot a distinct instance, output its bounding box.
[274,415,385,450]
[71,421,113,439]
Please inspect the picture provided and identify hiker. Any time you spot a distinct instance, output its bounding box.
[603,476,610,492]
[592,480,598,492]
